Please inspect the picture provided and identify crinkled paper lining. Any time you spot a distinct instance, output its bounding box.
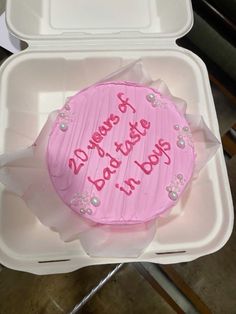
[0,60,220,257]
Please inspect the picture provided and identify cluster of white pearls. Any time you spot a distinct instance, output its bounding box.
[79,208,92,215]
[146,93,162,108]
[70,192,101,216]
[59,97,72,132]
[174,125,190,149]
[166,173,184,201]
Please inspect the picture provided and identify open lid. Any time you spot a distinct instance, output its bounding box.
[6,0,193,42]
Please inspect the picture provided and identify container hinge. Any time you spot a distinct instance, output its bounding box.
[27,38,177,51]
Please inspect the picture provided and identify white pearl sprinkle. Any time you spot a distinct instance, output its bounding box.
[59,112,66,118]
[166,186,172,192]
[146,93,156,103]
[177,139,185,149]
[174,124,180,131]
[177,174,183,180]
[152,100,161,107]
[80,208,86,214]
[86,208,92,215]
[183,126,189,132]
[168,191,178,201]
[70,198,78,206]
[60,122,68,132]
[90,196,101,207]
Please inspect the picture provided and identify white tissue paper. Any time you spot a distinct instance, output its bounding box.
[0,60,220,257]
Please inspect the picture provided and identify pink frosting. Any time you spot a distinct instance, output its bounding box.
[47,81,195,224]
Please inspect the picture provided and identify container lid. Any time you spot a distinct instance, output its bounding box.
[6,0,193,42]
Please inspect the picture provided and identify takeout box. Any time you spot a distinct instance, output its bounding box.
[0,0,233,274]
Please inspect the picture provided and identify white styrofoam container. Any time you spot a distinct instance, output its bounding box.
[0,0,233,275]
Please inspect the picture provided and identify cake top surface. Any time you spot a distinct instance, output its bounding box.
[47,81,195,224]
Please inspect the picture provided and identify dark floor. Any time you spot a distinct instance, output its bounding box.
[0,264,178,314]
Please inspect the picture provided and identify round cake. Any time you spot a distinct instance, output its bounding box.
[47,81,195,224]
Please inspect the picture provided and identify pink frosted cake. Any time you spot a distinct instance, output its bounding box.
[47,81,195,224]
